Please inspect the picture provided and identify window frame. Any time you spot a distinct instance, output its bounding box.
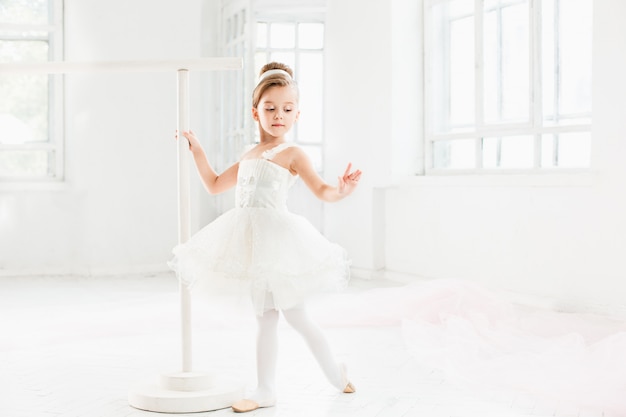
[0,0,64,183]
[423,0,592,175]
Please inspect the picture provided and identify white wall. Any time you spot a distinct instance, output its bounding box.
[0,0,216,275]
[324,0,422,271]
[324,0,626,316]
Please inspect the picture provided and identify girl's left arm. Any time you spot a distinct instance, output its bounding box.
[291,148,362,202]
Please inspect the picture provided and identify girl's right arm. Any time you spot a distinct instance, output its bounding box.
[180,130,239,194]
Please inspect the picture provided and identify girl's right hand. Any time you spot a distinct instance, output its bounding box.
[175,130,202,152]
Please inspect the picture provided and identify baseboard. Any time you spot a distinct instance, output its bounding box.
[0,263,173,279]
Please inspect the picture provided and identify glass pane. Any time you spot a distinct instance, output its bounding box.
[0,0,49,25]
[0,149,53,176]
[428,1,475,134]
[501,135,533,168]
[483,135,533,169]
[449,15,475,128]
[483,9,498,123]
[0,73,49,143]
[541,134,556,167]
[556,132,590,168]
[449,0,474,17]
[269,23,295,49]
[559,0,592,117]
[433,139,476,169]
[256,22,267,48]
[482,137,498,168]
[484,1,529,123]
[296,53,323,144]
[269,52,295,72]
[501,2,529,122]
[0,39,49,61]
[542,0,556,123]
[254,52,268,80]
[298,23,324,49]
[543,0,592,124]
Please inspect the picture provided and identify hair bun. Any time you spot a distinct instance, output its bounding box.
[259,62,294,78]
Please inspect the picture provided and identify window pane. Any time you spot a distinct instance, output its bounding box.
[541,134,555,167]
[433,139,476,169]
[269,51,295,71]
[542,0,556,122]
[449,15,475,128]
[296,53,323,144]
[483,9,498,123]
[484,135,534,169]
[559,0,592,117]
[0,39,49,61]
[0,74,49,143]
[501,2,529,122]
[254,51,268,79]
[484,1,529,123]
[0,149,53,176]
[449,0,474,16]
[298,23,324,49]
[269,23,295,49]
[0,0,49,25]
[256,22,267,48]
[428,1,475,134]
[556,132,591,168]
[543,0,592,125]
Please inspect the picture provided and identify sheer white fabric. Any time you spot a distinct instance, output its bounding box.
[313,279,626,414]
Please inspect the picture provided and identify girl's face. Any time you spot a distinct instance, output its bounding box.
[252,86,300,139]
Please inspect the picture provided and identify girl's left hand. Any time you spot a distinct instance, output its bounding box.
[337,163,362,195]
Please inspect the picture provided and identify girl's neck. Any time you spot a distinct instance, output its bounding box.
[258,132,285,146]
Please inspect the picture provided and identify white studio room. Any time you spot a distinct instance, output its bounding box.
[1,0,625,416]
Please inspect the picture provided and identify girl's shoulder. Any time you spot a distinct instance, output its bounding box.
[262,142,299,160]
[240,142,302,161]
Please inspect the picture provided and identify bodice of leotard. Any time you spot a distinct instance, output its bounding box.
[235,147,297,210]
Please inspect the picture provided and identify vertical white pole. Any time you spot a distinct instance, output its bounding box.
[177,69,192,373]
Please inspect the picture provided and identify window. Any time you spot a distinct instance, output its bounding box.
[424,0,592,172]
[0,0,64,181]
[254,21,325,171]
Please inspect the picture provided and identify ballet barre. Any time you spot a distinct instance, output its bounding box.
[2,57,244,413]
[0,58,242,74]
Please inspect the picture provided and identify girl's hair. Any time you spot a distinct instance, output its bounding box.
[252,62,298,108]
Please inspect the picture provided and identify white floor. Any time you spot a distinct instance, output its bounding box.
[0,273,621,417]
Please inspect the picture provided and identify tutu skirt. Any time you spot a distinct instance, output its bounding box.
[169,206,350,315]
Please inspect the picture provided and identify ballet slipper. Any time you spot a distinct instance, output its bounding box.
[339,363,356,394]
[343,382,356,394]
[231,399,260,413]
[231,397,275,413]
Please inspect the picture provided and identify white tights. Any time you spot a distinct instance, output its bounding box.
[251,304,343,403]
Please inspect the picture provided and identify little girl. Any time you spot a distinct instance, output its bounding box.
[169,62,361,413]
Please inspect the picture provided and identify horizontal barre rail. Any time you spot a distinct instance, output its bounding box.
[0,57,242,74]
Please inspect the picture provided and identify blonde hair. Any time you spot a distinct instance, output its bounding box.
[252,62,298,108]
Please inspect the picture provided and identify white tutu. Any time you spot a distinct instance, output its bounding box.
[169,146,350,315]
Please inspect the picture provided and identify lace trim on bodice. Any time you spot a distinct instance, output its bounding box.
[261,142,295,161]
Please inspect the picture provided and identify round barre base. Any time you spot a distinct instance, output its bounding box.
[129,372,243,413]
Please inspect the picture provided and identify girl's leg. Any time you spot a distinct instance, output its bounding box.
[282,304,349,391]
[252,308,279,403]
[232,308,279,413]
